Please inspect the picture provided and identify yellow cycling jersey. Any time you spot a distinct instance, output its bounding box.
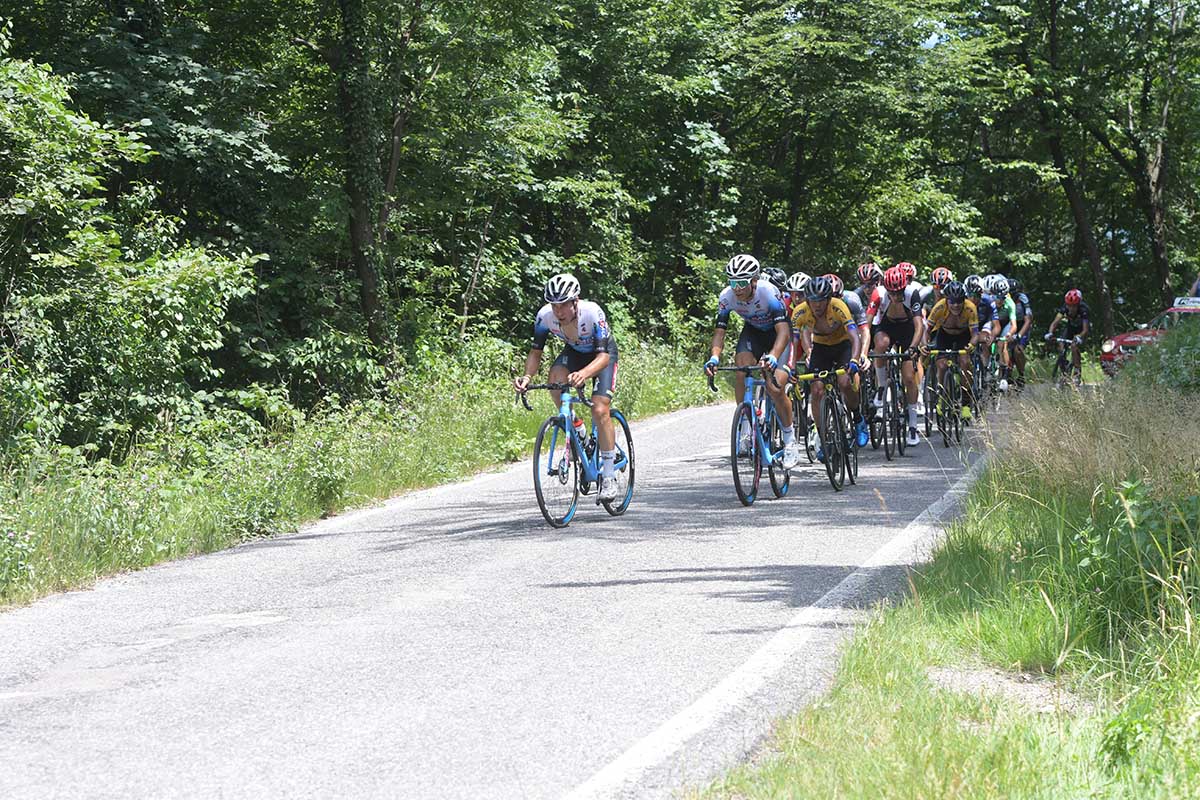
[791,298,855,346]
[927,298,979,334]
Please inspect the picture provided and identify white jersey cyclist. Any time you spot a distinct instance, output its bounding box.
[532,300,613,354]
[715,282,786,333]
[869,284,925,324]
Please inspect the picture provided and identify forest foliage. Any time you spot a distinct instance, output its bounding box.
[1,1,1198,462]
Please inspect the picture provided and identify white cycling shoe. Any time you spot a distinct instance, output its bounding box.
[780,442,802,470]
[598,477,619,502]
[906,427,920,447]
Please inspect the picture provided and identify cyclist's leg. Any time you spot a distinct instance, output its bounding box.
[732,327,765,402]
[767,341,793,431]
[872,329,892,402]
[547,350,573,406]
[589,344,619,452]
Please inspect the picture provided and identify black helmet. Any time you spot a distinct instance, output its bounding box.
[805,276,834,301]
[762,267,788,292]
[944,280,967,303]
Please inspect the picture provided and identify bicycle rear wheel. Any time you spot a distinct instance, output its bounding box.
[602,409,635,516]
[845,402,859,485]
[533,417,579,528]
[820,393,845,491]
[767,406,790,498]
[730,403,760,506]
[941,370,958,448]
[881,381,895,461]
[922,370,934,438]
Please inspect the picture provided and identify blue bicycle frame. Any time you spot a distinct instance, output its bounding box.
[541,391,630,486]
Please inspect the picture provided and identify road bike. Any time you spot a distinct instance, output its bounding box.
[793,366,858,491]
[1048,335,1083,388]
[926,347,971,448]
[870,350,912,460]
[707,365,790,506]
[520,383,635,528]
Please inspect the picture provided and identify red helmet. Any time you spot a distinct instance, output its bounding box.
[897,262,917,281]
[931,267,953,288]
[1065,289,1082,306]
[822,273,844,296]
[857,262,883,284]
[883,266,908,292]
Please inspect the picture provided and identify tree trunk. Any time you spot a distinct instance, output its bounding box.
[337,0,386,351]
[782,117,810,263]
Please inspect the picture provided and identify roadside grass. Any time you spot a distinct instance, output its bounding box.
[0,337,714,605]
[701,376,1200,799]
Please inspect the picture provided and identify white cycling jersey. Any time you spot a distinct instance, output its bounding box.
[871,284,925,324]
[716,282,787,332]
[532,300,613,353]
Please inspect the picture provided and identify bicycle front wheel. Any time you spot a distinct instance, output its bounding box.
[767,407,791,498]
[602,409,635,516]
[820,393,845,491]
[922,371,934,438]
[894,378,908,457]
[730,403,760,506]
[533,417,579,528]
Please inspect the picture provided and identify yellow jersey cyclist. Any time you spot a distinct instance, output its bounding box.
[792,276,867,459]
[921,280,981,420]
[704,254,802,469]
[513,273,622,502]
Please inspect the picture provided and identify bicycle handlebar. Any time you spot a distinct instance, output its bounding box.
[707,364,782,392]
[516,383,593,411]
[793,367,849,383]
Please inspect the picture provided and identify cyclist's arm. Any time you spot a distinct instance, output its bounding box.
[802,327,814,364]
[573,350,611,381]
[1079,320,1090,339]
[1048,312,1063,336]
[910,315,925,351]
[769,319,790,363]
[848,324,862,365]
[516,349,544,390]
[709,327,727,360]
[1018,313,1033,337]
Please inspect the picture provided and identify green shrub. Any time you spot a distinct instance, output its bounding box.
[1119,318,1200,392]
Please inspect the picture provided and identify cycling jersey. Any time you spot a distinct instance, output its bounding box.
[1058,301,1090,334]
[839,290,868,327]
[716,283,788,332]
[927,298,980,335]
[973,294,999,327]
[533,300,613,353]
[1013,292,1031,322]
[917,285,937,314]
[870,284,924,324]
[855,284,884,313]
[996,295,1017,324]
[791,298,856,346]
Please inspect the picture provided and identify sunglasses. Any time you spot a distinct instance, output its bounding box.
[728,279,752,289]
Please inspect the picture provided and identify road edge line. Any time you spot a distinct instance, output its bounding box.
[563,454,990,799]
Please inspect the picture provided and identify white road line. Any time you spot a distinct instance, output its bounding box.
[563,454,989,800]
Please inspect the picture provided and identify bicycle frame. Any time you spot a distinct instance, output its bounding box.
[522,385,628,484]
[713,366,787,469]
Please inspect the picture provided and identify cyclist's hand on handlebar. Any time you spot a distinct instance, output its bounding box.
[704,356,719,376]
[761,354,779,371]
[1043,332,1053,341]
[513,375,531,393]
[1073,335,1083,346]
[566,371,587,388]
[918,343,930,357]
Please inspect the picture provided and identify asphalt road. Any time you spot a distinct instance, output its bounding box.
[0,401,988,799]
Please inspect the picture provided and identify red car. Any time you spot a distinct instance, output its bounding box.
[1101,296,1200,375]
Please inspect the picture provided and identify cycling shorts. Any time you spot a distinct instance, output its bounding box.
[875,316,916,353]
[807,340,853,374]
[998,321,1014,339]
[553,340,619,398]
[736,325,791,366]
[934,329,972,353]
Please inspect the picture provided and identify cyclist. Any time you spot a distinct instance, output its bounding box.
[869,264,925,447]
[917,267,954,414]
[822,273,871,446]
[1010,278,1033,388]
[922,280,980,421]
[964,274,999,394]
[898,262,927,417]
[514,273,621,501]
[854,262,885,312]
[785,272,811,363]
[988,275,1017,392]
[704,254,801,468]
[1045,289,1090,377]
[792,276,865,459]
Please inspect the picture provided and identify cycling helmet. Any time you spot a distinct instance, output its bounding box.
[786,271,811,294]
[725,254,760,281]
[1009,277,1023,293]
[883,265,908,292]
[943,281,967,303]
[762,267,789,292]
[857,262,884,284]
[930,267,954,288]
[544,273,581,303]
[993,276,1010,296]
[1065,288,1082,306]
[964,274,984,294]
[823,273,845,297]
[897,262,917,282]
[805,276,834,301]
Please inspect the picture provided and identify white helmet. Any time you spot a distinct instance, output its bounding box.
[786,271,811,294]
[993,276,1010,296]
[544,273,581,303]
[725,254,760,281]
